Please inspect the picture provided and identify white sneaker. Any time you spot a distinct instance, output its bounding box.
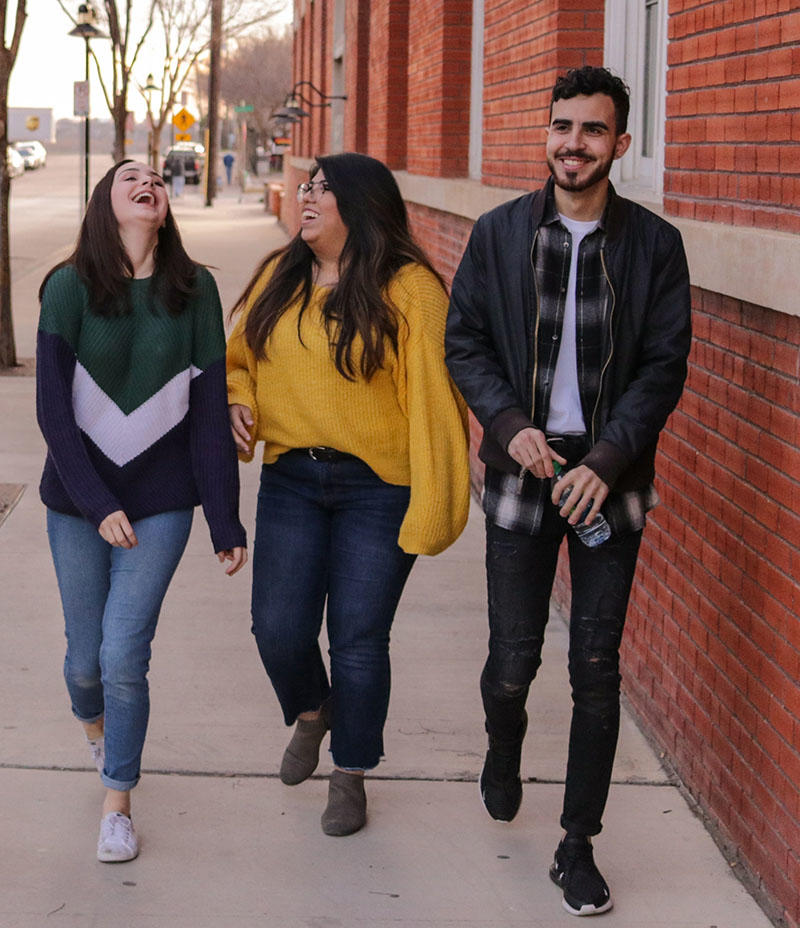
[86,736,104,775]
[97,811,139,862]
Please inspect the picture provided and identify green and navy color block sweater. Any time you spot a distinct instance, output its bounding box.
[37,264,246,553]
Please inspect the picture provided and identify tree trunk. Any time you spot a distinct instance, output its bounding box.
[0,84,17,369]
[151,123,164,169]
[112,94,126,162]
[205,0,223,206]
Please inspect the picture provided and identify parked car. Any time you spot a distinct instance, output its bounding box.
[13,140,47,169]
[6,147,25,178]
[174,141,205,155]
[162,146,204,185]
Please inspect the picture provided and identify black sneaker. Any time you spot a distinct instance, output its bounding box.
[478,710,527,822]
[549,835,613,916]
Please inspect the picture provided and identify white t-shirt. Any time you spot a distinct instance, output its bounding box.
[545,214,600,435]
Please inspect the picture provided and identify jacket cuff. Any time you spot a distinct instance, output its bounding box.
[489,407,533,453]
[580,440,629,489]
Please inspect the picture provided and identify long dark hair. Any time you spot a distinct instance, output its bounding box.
[39,159,196,316]
[231,152,446,380]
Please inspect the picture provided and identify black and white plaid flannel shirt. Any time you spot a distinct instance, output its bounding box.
[483,197,658,537]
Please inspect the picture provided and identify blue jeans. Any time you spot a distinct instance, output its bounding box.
[251,452,416,770]
[46,508,193,791]
[482,504,642,836]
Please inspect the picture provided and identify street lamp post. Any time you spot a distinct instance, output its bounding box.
[142,74,160,169]
[69,3,106,210]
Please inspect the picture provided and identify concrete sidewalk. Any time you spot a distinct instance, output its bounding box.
[0,184,772,927]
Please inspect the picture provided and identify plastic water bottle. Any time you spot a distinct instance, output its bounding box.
[552,462,612,548]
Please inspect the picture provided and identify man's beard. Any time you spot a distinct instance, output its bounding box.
[547,151,613,192]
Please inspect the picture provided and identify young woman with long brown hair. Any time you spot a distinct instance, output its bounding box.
[227,152,469,836]
[37,160,246,862]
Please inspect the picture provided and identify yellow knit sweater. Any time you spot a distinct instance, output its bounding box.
[226,261,470,556]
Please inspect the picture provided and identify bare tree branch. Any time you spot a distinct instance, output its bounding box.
[142,0,286,164]
[58,0,156,161]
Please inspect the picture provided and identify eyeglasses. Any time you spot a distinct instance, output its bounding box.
[296,180,331,202]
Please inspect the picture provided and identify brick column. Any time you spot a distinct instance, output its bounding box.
[345,0,370,152]
[368,0,410,168]
[407,0,472,177]
[664,1,800,233]
[482,0,604,187]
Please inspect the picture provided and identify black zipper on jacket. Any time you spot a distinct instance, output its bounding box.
[517,226,541,491]
[594,247,616,445]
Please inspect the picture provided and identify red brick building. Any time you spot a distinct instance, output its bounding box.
[282,2,799,924]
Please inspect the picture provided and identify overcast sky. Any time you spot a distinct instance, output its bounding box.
[8,0,291,126]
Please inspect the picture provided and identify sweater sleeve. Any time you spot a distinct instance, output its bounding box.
[36,268,123,527]
[226,264,276,463]
[188,268,247,552]
[225,307,260,463]
[394,268,471,556]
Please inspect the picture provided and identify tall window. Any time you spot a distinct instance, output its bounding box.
[605,0,668,203]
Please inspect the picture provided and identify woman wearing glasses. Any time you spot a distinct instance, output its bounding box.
[227,152,469,836]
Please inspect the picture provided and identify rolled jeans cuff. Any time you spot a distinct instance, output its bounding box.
[72,709,104,725]
[100,772,140,792]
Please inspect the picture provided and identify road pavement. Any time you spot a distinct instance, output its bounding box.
[0,165,775,927]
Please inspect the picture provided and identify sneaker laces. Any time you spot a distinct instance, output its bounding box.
[100,812,135,849]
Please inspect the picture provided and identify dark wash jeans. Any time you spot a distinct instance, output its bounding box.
[251,451,416,770]
[482,500,642,836]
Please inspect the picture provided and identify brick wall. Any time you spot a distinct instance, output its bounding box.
[406,0,472,177]
[406,201,472,284]
[482,0,604,188]
[551,291,800,927]
[665,0,800,232]
[367,0,409,167]
[345,0,371,153]
[296,10,312,157]
[310,0,330,157]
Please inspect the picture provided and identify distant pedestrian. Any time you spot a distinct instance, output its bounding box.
[227,152,470,837]
[170,154,185,197]
[446,67,692,916]
[223,151,234,184]
[36,160,247,864]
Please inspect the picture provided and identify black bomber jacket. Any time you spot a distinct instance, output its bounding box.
[445,178,692,493]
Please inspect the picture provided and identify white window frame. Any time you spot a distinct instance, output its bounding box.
[330,0,346,153]
[468,0,485,180]
[605,0,668,206]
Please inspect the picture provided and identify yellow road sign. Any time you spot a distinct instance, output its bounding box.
[175,132,192,142]
[172,108,195,131]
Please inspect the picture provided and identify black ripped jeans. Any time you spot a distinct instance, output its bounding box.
[482,505,642,836]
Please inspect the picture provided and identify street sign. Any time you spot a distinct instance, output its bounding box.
[74,81,89,118]
[234,104,254,113]
[175,132,192,142]
[172,108,196,131]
